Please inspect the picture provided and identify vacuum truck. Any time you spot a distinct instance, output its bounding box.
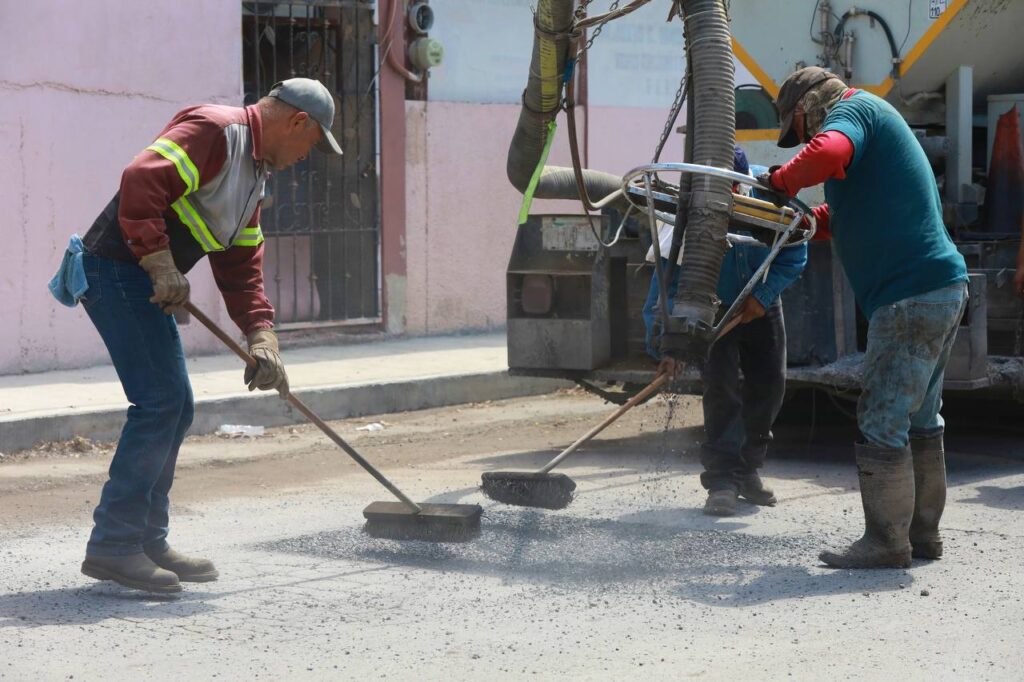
[505,0,1024,405]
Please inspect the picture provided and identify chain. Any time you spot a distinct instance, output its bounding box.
[652,73,687,164]
[574,0,621,62]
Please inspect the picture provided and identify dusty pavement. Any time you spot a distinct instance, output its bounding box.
[1,389,1023,681]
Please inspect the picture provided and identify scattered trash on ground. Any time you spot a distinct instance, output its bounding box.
[356,422,386,432]
[3,436,115,463]
[216,424,266,438]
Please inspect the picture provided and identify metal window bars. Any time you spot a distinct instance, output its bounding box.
[243,0,381,327]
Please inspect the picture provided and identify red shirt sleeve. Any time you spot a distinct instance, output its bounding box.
[118,110,227,259]
[208,209,275,335]
[805,203,832,240]
[771,131,854,197]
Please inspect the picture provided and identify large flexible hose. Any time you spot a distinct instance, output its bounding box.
[507,0,734,337]
[506,0,627,208]
[670,0,735,331]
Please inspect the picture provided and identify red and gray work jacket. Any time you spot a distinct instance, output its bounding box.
[84,104,274,333]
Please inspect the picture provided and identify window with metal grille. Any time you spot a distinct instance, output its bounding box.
[243,0,381,327]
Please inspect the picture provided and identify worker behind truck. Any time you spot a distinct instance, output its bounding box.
[47,78,343,594]
[643,146,808,517]
[760,67,968,569]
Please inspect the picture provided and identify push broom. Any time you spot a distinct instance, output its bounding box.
[480,371,671,509]
[479,316,744,510]
[185,302,482,542]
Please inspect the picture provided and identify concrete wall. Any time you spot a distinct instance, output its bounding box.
[0,1,244,374]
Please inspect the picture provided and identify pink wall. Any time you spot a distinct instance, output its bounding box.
[403,100,681,334]
[0,1,243,374]
[0,1,720,372]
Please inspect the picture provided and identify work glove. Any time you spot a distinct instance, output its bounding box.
[755,165,789,208]
[138,250,190,314]
[245,329,289,397]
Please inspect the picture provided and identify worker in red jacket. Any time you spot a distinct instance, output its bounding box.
[762,67,967,569]
[57,79,342,593]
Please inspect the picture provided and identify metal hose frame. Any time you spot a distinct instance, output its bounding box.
[623,161,815,339]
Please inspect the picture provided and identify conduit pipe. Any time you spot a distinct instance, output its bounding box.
[505,0,626,209]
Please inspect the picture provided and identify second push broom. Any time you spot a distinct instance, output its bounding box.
[480,372,671,510]
[479,315,745,510]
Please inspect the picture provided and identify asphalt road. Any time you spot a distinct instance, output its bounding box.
[1,390,1022,680]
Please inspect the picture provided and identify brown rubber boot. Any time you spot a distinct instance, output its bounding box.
[703,488,739,516]
[145,546,219,582]
[81,553,182,594]
[909,433,946,560]
[738,472,777,506]
[820,442,914,569]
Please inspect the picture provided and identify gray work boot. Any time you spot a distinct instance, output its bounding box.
[145,546,219,582]
[703,488,739,516]
[81,553,182,594]
[909,433,946,560]
[738,472,777,506]
[820,442,914,569]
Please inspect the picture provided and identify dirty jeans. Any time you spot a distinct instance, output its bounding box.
[858,281,968,449]
[700,302,787,491]
[81,253,194,557]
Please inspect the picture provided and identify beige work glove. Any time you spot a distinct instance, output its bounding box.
[245,329,289,397]
[138,250,190,314]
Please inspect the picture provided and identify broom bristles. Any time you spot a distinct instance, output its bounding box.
[480,472,576,510]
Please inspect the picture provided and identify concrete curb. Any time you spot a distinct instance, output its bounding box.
[0,372,569,453]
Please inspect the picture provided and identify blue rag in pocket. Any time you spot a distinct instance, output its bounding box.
[48,234,89,307]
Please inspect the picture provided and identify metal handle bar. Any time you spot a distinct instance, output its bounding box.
[620,162,817,339]
[621,162,817,246]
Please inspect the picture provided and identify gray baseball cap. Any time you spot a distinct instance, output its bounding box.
[268,78,343,155]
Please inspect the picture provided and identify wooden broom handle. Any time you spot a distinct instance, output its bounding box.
[183,302,422,512]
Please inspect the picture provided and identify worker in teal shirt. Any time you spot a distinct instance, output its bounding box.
[763,67,968,570]
[644,147,808,517]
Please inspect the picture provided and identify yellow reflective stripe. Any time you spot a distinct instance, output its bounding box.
[234,225,264,247]
[171,196,224,252]
[144,138,199,194]
[170,200,215,252]
[153,137,200,190]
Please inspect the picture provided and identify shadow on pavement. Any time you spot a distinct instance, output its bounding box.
[258,508,911,607]
[0,582,215,627]
[960,485,1024,511]
[667,562,914,607]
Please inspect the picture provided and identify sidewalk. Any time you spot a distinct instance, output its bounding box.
[0,333,566,453]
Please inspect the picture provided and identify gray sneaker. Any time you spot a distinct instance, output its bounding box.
[145,546,219,582]
[703,489,739,516]
[738,473,777,506]
[81,553,182,594]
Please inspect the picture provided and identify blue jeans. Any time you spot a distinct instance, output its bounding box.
[81,254,194,557]
[858,281,968,449]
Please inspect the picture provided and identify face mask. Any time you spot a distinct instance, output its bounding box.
[799,78,850,140]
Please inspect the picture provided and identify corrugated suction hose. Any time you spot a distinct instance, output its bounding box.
[506,0,625,208]
[671,0,735,332]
